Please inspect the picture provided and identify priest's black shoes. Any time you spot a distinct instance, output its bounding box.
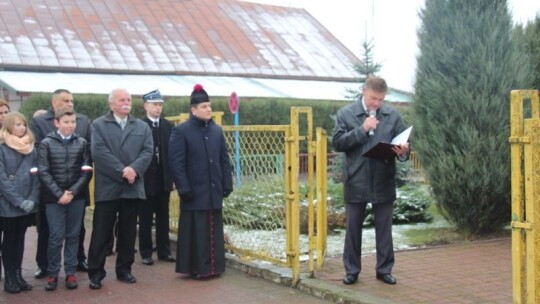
[342,274,358,285]
[117,273,137,283]
[376,273,397,285]
[142,257,154,265]
[89,278,102,290]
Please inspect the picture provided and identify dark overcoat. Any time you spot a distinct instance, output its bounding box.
[142,116,173,196]
[168,115,233,211]
[91,111,153,202]
[332,101,407,204]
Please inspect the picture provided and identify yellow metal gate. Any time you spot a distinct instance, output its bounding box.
[167,107,327,285]
[510,90,540,303]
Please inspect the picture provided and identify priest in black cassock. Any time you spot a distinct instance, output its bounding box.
[168,84,233,279]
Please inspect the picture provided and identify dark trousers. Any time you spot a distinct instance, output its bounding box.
[78,208,87,261]
[35,209,49,268]
[36,208,87,269]
[2,228,27,272]
[0,231,3,278]
[45,199,85,277]
[88,199,141,280]
[138,192,171,259]
[343,202,394,276]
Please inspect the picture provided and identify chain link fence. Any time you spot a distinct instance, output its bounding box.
[169,125,293,264]
[167,108,327,284]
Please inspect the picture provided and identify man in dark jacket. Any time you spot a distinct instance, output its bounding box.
[332,77,409,286]
[30,89,92,278]
[87,88,153,289]
[138,89,175,265]
[169,84,233,279]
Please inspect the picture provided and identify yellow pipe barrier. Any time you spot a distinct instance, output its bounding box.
[510,90,540,303]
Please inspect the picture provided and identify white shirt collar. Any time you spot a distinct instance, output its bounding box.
[361,97,369,113]
[147,116,159,124]
[113,114,127,124]
[57,131,72,140]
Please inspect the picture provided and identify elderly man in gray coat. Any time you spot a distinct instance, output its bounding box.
[87,88,153,290]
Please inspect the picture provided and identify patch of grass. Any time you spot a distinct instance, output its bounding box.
[403,227,464,247]
[403,202,511,247]
[404,226,511,247]
[401,195,511,247]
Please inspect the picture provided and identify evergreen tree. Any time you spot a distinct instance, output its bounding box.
[346,40,382,99]
[355,40,382,78]
[514,15,540,90]
[413,0,533,235]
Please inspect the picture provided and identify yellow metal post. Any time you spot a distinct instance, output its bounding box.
[523,118,540,304]
[287,108,301,284]
[316,127,328,269]
[510,90,526,304]
[510,90,540,303]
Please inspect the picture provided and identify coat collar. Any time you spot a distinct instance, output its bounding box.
[189,114,213,127]
[46,130,80,142]
[104,111,137,126]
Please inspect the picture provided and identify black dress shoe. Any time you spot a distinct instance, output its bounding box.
[158,255,176,262]
[77,260,89,272]
[34,267,47,279]
[376,273,397,285]
[89,278,102,290]
[142,257,154,265]
[117,273,137,283]
[342,274,358,285]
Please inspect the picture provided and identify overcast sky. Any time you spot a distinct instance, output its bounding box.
[244,0,540,92]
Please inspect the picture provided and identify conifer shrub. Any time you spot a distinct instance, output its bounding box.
[413,0,533,235]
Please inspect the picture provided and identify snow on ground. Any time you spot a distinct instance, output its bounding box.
[225,217,453,262]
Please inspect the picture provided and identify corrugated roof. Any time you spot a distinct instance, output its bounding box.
[0,0,360,81]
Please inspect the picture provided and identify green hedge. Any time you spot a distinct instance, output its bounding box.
[20,93,412,152]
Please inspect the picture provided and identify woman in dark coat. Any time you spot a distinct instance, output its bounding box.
[169,84,233,279]
[0,112,39,293]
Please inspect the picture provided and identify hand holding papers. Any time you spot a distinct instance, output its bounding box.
[362,126,412,159]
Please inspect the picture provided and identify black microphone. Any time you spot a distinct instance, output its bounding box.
[368,110,376,136]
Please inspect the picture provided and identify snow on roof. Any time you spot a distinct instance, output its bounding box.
[0,0,359,81]
[0,0,412,102]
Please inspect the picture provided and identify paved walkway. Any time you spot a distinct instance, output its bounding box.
[3,228,327,304]
[308,238,511,303]
[1,218,511,304]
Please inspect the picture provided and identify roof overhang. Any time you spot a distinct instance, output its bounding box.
[0,71,411,102]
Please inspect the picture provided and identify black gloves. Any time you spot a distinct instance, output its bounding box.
[223,189,232,198]
[180,192,194,202]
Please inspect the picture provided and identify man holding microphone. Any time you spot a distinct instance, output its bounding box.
[332,76,409,286]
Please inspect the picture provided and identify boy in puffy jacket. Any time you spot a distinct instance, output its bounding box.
[38,108,92,291]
